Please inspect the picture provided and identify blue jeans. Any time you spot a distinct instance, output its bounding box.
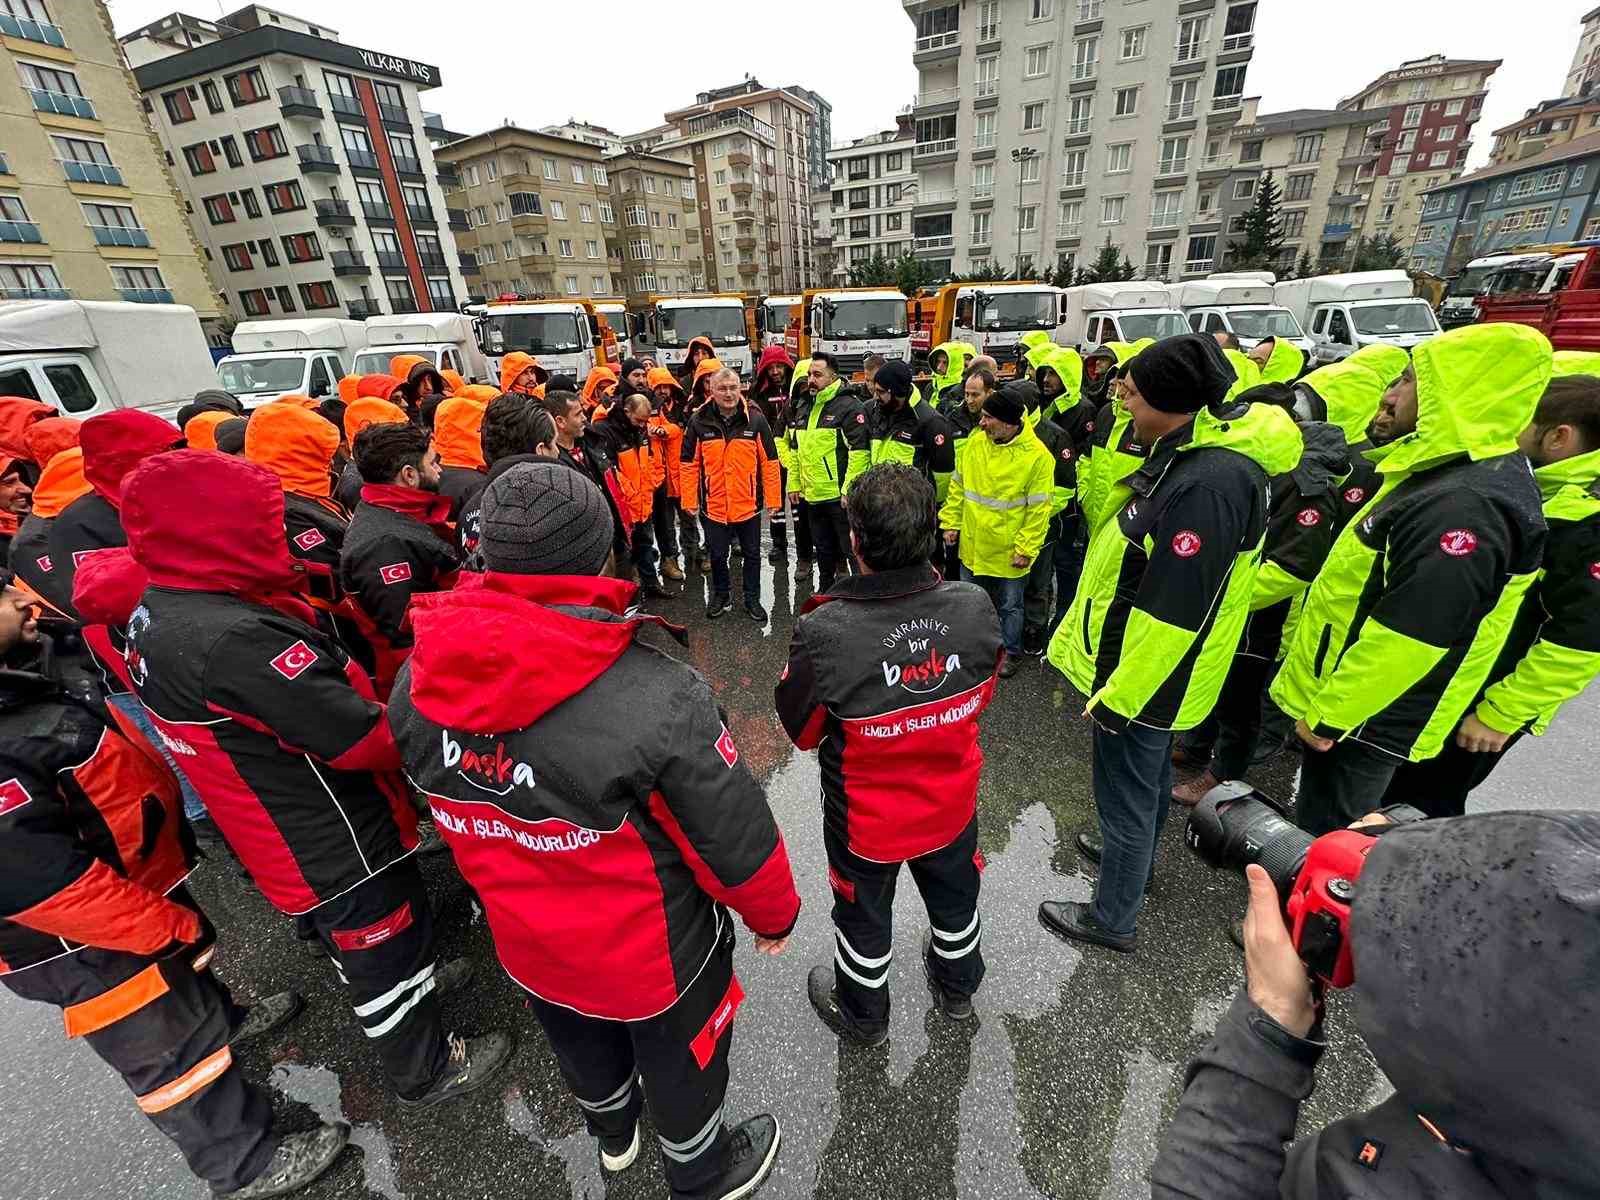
[1090,720,1173,937]
[962,567,1025,655]
[106,691,208,822]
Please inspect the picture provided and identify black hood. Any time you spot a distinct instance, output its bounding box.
[1288,420,1351,497]
[1352,810,1600,1197]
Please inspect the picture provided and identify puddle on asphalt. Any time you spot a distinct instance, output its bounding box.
[270,1061,406,1200]
[502,1088,606,1199]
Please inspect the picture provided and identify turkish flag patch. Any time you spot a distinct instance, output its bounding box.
[1439,529,1478,557]
[269,640,319,680]
[1296,508,1321,527]
[71,550,93,568]
[0,777,33,817]
[378,561,413,585]
[293,527,327,552]
[714,723,739,768]
[35,555,52,573]
[1591,562,1600,581]
[1343,486,1366,505]
[1171,529,1203,558]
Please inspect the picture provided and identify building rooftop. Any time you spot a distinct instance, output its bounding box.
[1339,54,1501,108]
[1493,94,1600,137]
[130,21,441,90]
[432,124,610,160]
[1240,106,1375,134]
[1422,129,1600,193]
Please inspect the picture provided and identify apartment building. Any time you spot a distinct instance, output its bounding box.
[824,128,916,279]
[128,8,469,323]
[1488,95,1600,167]
[606,149,705,301]
[541,120,626,156]
[1332,55,1498,254]
[1564,6,1600,99]
[437,126,619,299]
[1410,133,1600,276]
[903,0,1259,281]
[0,0,219,325]
[630,79,820,292]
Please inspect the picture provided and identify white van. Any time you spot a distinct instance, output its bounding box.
[1061,282,1188,351]
[352,312,486,382]
[216,318,367,402]
[1274,272,1440,365]
[1170,277,1313,354]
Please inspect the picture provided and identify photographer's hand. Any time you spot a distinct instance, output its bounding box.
[753,936,789,956]
[1293,718,1334,753]
[1242,865,1317,1039]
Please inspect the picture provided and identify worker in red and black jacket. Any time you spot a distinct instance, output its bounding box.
[775,464,1002,1045]
[339,422,461,697]
[0,579,349,1198]
[390,460,797,1200]
[120,451,510,1108]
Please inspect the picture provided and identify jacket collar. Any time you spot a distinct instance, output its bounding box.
[1533,446,1600,500]
[0,638,59,711]
[360,483,454,532]
[802,562,941,612]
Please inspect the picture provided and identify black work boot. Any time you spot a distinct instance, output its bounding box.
[396,1030,515,1110]
[231,991,304,1047]
[920,931,974,1021]
[686,1114,781,1200]
[220,1123,349,1198]
[806,966,888,1047]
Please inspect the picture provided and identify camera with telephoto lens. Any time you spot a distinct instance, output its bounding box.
[1184,782,1425,988]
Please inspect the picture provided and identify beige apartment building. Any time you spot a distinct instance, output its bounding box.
[1487,96,1600,167]
[605,149,704,302]
[0,0,219,327]
[437,125,619,299]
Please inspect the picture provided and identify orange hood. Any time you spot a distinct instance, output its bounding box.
[245,399,340,498]
[441,369,466,396]
[0,396,53,459]
[390,353,428,381]
[692,357,725,389]
[499,351,547,394]
[183,410,232,452]
[29,446,89,519]
[344,395,409,443]
[23,417,81,469]
[338,374,361,405]
[433,395,488,470]
[581,365,618,410]
[685,335,716,365]
[456,384,499,403]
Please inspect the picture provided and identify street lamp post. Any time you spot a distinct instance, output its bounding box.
[1010,147,1038,279]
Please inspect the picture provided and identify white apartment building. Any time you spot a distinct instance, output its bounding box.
[824,128,916,280]
[127,8,469,322]
[1565,6,1600,100]
[904,0,1258,281]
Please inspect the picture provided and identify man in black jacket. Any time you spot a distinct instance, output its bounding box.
[542,389,632,567]
[456,393,559,562]
[1153,810,1600,1200]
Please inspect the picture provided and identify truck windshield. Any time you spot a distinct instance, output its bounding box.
[1351,303,1438,336]
[1482,265,1553,296]
[486,313,583,355]
[763,302,794,332]
[351,349,436,376]
[823,299,906,339]
[1117,312,1189,342]
[657,306,747,348]
[1227,308,1304,339]
[218,356,304,393]
[977,291,1056,330]
[597,311,629,340]
[1447,264,1504,298]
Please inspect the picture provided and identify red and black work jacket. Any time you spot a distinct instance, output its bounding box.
[775,563,1003,863]
[389,572,801,1021]
[0,637,198,976]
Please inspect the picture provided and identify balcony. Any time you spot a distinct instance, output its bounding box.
[347,300,381,319]
[1062,170,1086,187]
[296,144,339,174]
[914,138,957,158]
[346,148,380,172]
[89,224,151,248]
[1184,257,1215,274]
[27,88,95,120]
[1210,95,1244,114]
[361,201,395,223]
[1198,154,1232,172]
[730,179,754,199]
[1057,223,1082,239]
[735,236,757,251]
[916,189,959,206]
[0,10,65,45]
[1149,211,1184,230]
[330,93,363,122]
[977,21,998,43]
[1077,0,1103,17]
[1167,100,1197,121]
[728,150,752,169]
[392,156,424,178]
[418,252,449,270]
[436,163,460,188]
[1065,117,1092,136]
[915,86,960,109]
[388,299,421,314]
[1221,32,1254,52]
[913,234,954,251]
[460,253,481,275]
[914,30,960,54]
[277,86,322,119]
[971,183,993,199]
[447,208,469,232]
[407,204,436,228]
[1174,39,1208,63]
[737,261,759,276]
[331,250,369,276]
[1322,223,1354,241]
[117,288,174,304]
[61,158,122,186]
[375,251,407,271]
[1071,62,1098,82]
[970,231,992,249]
[0,286,69,300]
[315,198,353,227]
[1157,157,1189,176]
[975,77,998,100]
[378,103,410,128]
[0,219,43,244]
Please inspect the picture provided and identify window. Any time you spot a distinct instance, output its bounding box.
[566,162,583,185]
[1167,78,1198,121]
[219,136,242,169]
[1575,166,1588,189]
[543,158,558,181]
[1537,167,1566,193]
[203,194,235,224]
[1062,149,1086,186]
[1022,102,1045,132]
[1018,204,1037,233]
[1239,139,1263,165]
[970,211,992,245]
[502,239,514,261]
[1445,98,1464,116]
[240,288,271,316]
[1436,125,1457,143]
[384,277,417,310]
[1121,26,1147,60]
[1101,196,1125,225]
[1145,243,1173,279]
[1286,173,1314,202]
[594,165,608,186]
[973,161,995,197]
[340,126,375,166]
[1031,0,1053,17]
[978,0,999,39]
[1558,205,1574,228]
[387,133,420,171]
[1176,14,1209,61]
[263,180,303,213]
[667,211,679,229]
[558,238,573,257]
[579,203,593,223]
[550,200,567,220]
[17,60,91,118]
[1185,234,1216,273]
[225,67,267,105]
[1019,155,1041,184]
[1402,104,1423,128]
[1057,199,1082,233]
[1233,177,1257,200]
[1293,133,1323,163]
[491,200,506,223]
[510,191,542,216]
[585,239,599,258]
[563,275,579,296]
[1396,130,1416,152]
[110,264,166,297]
[599,201,614,223]
[976,55,999,99]
[0,260,64,300]
[1430,151,1450,167]
[183,142,216,176]
[1107,143,1132,174]
[222,242,253,271]
[1282,210,1305,238]
[281,233,321,263]
[972,111,996,150]
[163,89,195,124]
[625,203,646,226]
[1158,136,1189,174]
[239,189,261,219]
[479,242,497,264]
[1196,187,1216,215]
[464,164,480,187]
[244,126,286,162]
[1025,45,1049,77]
[485,159,497,181]
[1114,87,1139,118]
[1066,94,1094,135]
[201,80,223,114]
[1073,36,1099,80]
[1151,190,1183,227]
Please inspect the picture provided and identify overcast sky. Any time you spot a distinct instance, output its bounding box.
[108,0,1592,170]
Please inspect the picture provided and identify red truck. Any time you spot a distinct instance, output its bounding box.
[1473,245,1600,350]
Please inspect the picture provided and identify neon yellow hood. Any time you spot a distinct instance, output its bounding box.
[1185,399,1304,477]
[791,358,812,396]
[1380,324,1553,476]
[930,341,976,394]
[1258,338,1305,385]
[1345,343,1409,388]
[1037,346,1083,411]
[1221,349,1262,404]
[1301,360,1388,446]
[1533,445,1600,501]
[1550,350,1600,378]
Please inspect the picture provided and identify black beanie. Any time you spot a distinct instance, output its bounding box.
[982,388,1024,426]
[1127,333,1234,414]
[875,360,914,400]
[479,461,613,576]
[620,357,645,380]
[1002,379,1042,413]
[213,417,248,455]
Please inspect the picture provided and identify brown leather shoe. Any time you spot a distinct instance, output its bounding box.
[1171,743,1212,768]
[661,557,685,581]
[1172,769,1221,807]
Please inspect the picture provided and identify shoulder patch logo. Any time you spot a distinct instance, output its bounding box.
[293,527,327,552]
[269,640,318,680]
[0,777,33,817]
[35,555,51,573]
[1171,529,1203,558]
[1296,507,1321,527]
[856,412,867,424]
[1439,528,1478,557]
[934,433,946,446]
[1060,446,1074,461]
[378,561,413,585]
[714,723,740,768]
[1343,486,1366,505]
[1591,561,1600,581]
[1354,1139,1385,1171]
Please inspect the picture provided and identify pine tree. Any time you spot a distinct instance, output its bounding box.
[1083,236,1124,283]
[893,251,942,295]
[1226,171,1285,270]
[1349,234,1407,272]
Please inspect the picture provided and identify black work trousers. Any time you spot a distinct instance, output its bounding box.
[1294,737,1402,836]
[1380,730,1525,819]
[528,921,739,1199]
[2,892,276,1193]
[652,485,700,561]
[770,476,812,558]
[808,499,854,592]
[307,858,448,1099]
[703,515,762,604]
[825,817,986,1035]
[1209,654,1277,782]
[628,519,661,585]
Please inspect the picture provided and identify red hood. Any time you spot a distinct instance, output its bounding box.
[407,572,648,733]
[22,417,80,469]
[122,450,304,598]
[71,547,148,627]
[756,345,794,375]
[0,396,53,459]
[80,411,181,508]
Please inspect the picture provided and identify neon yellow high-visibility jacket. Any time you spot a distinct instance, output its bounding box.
[1075,341,1151,532]
[1258,337,1305,384]
[1271,323,1554,761]
[1550,349,1600,378]
[777,376,870,503]
[1344,343,1409,387]
[1019,330,1055,374]
[938,423,1056,579]
[1047,401,1303,731]
[1222,349,1262,404]
[929,341,976,398]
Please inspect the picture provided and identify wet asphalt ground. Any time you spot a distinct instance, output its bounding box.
[2,544,1594,1200]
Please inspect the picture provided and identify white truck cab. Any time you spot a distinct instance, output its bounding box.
[1439,254,1527,329]
[479,300,606,385]
[593,301,639,361]
[949,283,1064,371]
[216,318,366,402]
[1274,271,1440,366]
[352,312,487,383]
[757,294,801,350]
[1171,275,1313,354]
[802,288,911,378]
[1062,282,1188,351]
[650,295,754,378]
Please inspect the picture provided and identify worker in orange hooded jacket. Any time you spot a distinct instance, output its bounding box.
[335,384,409,510]
[581,365,619,416]
[588,390,668,598]
[499,352,547,399]
[646,366,701,580]
[431,393,491,520]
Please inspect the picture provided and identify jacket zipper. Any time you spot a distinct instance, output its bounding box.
[1313,622,1333,678]
[1081,596,1093,655]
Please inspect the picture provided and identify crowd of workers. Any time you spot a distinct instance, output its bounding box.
[0,311,1595,1200]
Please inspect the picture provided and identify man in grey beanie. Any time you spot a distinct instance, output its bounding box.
[388,460,799,1200]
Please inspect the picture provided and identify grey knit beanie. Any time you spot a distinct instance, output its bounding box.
[479,461,613,576]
